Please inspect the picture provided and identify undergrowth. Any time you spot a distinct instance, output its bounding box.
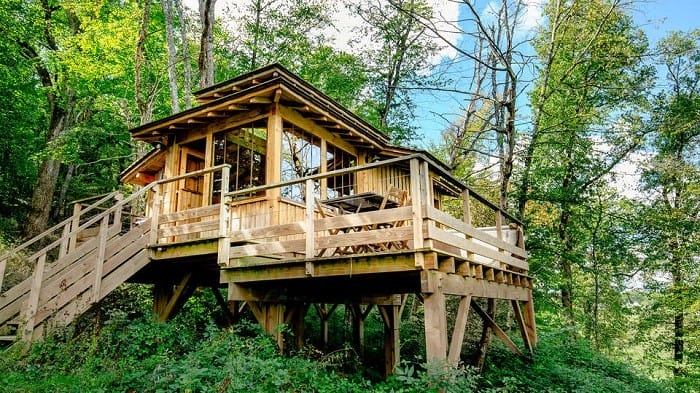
[0,293,675,392]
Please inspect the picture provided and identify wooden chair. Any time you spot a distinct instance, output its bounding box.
[369,187,410,251]
[315,199,350,257]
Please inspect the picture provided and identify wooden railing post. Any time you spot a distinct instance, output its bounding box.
[0,258,6,294]
[68,203,82,252]
[409,159,425,268]
[112,193,123,231]
[58,222,71,258]
[91,214,110,303]
[22,253,47,341]
[217,166,231,267]
[150,184,162,246]
[304,179,315,276]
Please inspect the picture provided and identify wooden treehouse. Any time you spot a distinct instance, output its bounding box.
[0,64,536,374]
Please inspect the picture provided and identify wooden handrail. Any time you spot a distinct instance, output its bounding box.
[0,191,122,263]
[156,164,231,185]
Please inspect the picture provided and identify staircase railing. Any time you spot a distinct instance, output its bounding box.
[0,182,158,329]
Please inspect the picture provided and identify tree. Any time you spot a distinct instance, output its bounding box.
[198,0,216,88]
[350,0,440,144]
[639,29,700,380]
[521,0,651,328]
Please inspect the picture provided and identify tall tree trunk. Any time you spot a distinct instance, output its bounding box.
[174,0,192,109]
[249,0,262,70]
[161,0,180,113]
[135,0,154,126]
[198,0,216,88]
[672,257,684,376]
[22,2,78,238]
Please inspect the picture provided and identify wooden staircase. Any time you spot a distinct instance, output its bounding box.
[0,186,154,343]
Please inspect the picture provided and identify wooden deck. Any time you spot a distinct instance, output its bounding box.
[1,154,535,375]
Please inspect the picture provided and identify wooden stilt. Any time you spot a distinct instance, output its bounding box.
[423,290,448,365]
[378,304,401,375]
[351,303,372,359]
[523,291,538,347]
[511,300,533,354]
[314,303,338,350]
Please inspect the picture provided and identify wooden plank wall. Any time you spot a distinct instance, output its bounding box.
[357,167,411,196]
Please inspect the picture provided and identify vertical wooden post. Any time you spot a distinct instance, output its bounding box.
[409,159,424,268]
[462,189,472,225]
[458,190,475,276]
[351,303,366,359]
[266,105,283,227]
[150,184,161,246]
[315,303,337,349]
[511,300,533,354]
[320,139,327,200]
[23,253,47,341]
[424,289,448,365]
[217,166,231,267]
[523,290,537,346]
[68,203,82,252]
[379,304,401,375]
[0,258,6,294]
[91,215,110,303]
[58,222,71,258]
[112,193,123,232]
[305,179,315,275]
[202,133,214,204]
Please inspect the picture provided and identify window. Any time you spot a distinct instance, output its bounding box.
[213,124,267,198]
[280,122,356,203]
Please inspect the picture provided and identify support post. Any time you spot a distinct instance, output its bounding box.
[379,304,401,375]
[423,289,448,365]
[409,159,424,268]
[523,291,538,346]
[304,179,315,275]
[149,184,161,246]
[217,166,231,267]
[511,300,533,354]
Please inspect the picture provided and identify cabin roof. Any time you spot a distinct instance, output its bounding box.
[123,64,461,187]
[129,63,393,151]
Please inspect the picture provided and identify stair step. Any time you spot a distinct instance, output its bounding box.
[0,335,18,342]
[6,320,20,327]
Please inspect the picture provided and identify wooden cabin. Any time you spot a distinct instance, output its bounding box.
[0,64,535,375]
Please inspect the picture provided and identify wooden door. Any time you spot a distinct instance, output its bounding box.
[177,147,205,211]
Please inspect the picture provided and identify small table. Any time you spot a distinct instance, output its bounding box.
[321,192,398,213]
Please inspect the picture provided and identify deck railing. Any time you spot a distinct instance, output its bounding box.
[144,155,527,274]
[219,154,527,273]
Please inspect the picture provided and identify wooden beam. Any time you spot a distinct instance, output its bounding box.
[511,300,533,354]
[378,304,401,375]
[470,300,523,357]
[278,106,357,155]
[447,295,471,365]
[157,272,194,322]
[523,291,538,347]
[423,288,447,364]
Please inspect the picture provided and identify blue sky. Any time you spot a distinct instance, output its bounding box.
[412,0,700,146]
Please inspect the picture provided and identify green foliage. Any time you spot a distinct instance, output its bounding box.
[480,333,670,393]
[0,311,672,393]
